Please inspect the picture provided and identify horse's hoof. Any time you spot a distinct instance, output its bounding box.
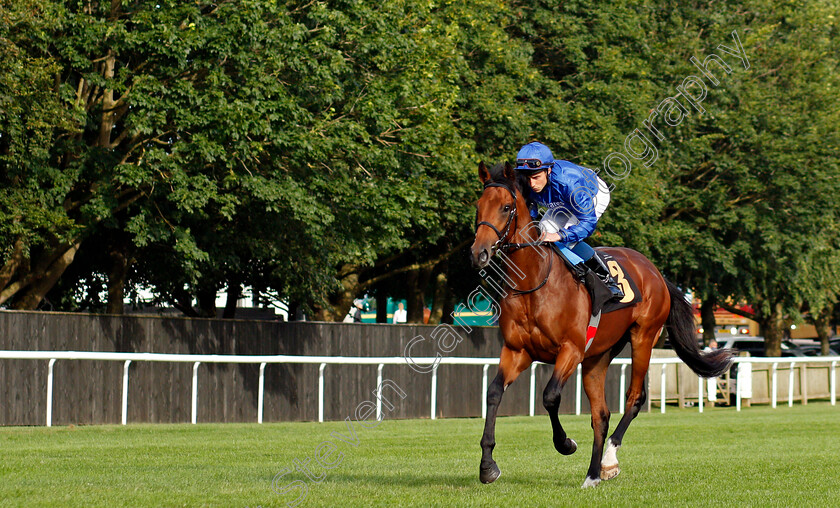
[600,464,620,480]
[556,437,577,455]
[480,462,501,484]
[582,476,601,488]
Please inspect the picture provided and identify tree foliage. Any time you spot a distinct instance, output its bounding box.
[1,0,838,352]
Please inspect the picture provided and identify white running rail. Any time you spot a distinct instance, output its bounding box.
[0,351,836,426]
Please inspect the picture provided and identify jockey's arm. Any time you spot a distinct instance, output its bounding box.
[560,182,599,244]
[540,231,563,242]
[563,210,597,243]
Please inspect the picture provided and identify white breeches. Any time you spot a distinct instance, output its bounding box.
[539,181,611,235]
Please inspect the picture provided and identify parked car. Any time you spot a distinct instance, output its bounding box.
[798,345,840,356]
[788,339,840,356]
[660,334,809,358]
[707,336,808,404]
[714,335,807,358]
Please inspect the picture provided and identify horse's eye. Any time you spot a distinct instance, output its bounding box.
[503,204,511,213]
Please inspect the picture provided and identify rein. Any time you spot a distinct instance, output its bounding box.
[505,244,553,295]
[475,182,517,254]
[475,181,553,296]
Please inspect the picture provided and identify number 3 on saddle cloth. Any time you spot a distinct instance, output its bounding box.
[553,245,641,353]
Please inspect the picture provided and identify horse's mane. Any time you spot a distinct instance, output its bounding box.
[488,162,533,207]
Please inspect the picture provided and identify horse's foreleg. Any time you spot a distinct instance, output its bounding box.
[604,341,652,479]
[479,371,505,484]
[581,353,611,488]
[480,346,531,484]
[543,346,583,457]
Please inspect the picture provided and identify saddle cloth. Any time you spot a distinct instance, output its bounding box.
[595,251,641,314]
[552,246,641,314]
[551,246,641,352]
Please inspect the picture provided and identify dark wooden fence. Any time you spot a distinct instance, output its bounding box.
[0,310,631,426]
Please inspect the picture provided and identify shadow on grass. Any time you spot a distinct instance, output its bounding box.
[324,469,585,489]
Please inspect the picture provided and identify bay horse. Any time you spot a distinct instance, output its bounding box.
[470,161,732,488]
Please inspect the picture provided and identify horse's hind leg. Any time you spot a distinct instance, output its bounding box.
[543,345,583,457]
[581,352,612,488]
[480,346,532,484]
[603,327,655,480]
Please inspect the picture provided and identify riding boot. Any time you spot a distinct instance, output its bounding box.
[584,255,624,300]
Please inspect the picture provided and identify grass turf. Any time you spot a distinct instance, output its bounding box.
[1,403,840,507]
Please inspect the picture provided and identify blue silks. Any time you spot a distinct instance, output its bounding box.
[554,240,596,266]
[554,242,585,265]
[571,241,596,261]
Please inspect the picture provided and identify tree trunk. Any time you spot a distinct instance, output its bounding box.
[0,238,25,291]
[106,248,131,314]
[405,270,421,323]
[222,281,242,319]
[196,286,217,318]
[428,270,448,325]
[759,302,785,357]
[815,307,832,356]
[700,295,717,346]
[287,300,300,321]
[334,270,361,322]
[173,289,199,317]
[251,284,262,308]
[405,268,432,324]
[13,242,81,310]
[315,267,359,321]
[376,293,388,323]
[441,287,456,325]
[1,243,62,306]
[98,50,117,147]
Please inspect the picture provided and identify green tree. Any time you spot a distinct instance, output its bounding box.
[642,1,840,355]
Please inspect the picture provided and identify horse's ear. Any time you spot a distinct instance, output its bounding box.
[478,161,490,184]
[503,161,516,182]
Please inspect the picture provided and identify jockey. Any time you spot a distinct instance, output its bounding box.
[514,141,624,300]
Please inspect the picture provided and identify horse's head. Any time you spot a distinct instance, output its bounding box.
[471,161,529,269]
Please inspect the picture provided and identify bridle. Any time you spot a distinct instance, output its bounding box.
[475,182,518,254]
[474,181,553,295]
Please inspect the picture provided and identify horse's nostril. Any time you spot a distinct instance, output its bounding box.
[479,250,489,265]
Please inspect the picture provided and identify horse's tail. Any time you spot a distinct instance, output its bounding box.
[665,280,733,378]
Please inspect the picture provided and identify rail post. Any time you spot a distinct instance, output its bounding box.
[376,364,384,420]
[481,364,489,419]
[46,359,56,427]
[122,360,131,425]
[431,363,439,420]
[788,362,795,407]
[318,363,326,423]
[191,362,200,424]
[660,362,667,414]
[698,374,704,413]
[619,363,627,414]
[529,364,537,417]
[258,363,266,424]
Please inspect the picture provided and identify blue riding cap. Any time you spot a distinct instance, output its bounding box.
[515,142,554,172]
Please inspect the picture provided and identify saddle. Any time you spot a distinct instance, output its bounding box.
[551,245,641,351]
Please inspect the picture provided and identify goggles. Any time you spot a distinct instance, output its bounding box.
[516,158,549,170]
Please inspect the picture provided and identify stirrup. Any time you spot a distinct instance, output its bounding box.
[604,280,624,300]
[585,256,624,300]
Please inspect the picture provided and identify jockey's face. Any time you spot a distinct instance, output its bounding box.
[527,168,550,193]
